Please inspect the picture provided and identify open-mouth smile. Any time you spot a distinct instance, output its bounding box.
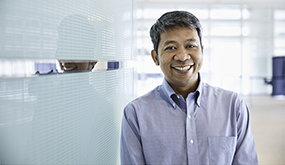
[172,64,194,71]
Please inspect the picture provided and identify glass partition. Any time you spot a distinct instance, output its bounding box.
[0,0,135,164]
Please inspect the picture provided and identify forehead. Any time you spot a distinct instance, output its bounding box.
[159,27,199,43]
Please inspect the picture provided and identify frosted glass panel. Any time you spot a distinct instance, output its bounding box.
[0,0,133,60]
[0,0,135,164]
[0,69,134,164]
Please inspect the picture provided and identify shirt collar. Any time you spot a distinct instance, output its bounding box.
[161,73,203,107]
[161,78,177,108]
[195,74,202,107]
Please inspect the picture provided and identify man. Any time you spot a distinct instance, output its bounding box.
[120,11,258,165]
[56,14,97,73]
[58,60,97,72]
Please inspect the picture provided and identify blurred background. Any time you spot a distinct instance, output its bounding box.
[0,0,284,164]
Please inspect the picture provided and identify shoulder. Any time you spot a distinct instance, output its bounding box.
[200,82,249,124]
[201,82,246,112]
[124,85,162,114]
[202,82,240,100]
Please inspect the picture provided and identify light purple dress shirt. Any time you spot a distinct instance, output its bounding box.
[121,76,258,165]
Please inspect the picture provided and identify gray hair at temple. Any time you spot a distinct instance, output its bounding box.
[150,11,203,54]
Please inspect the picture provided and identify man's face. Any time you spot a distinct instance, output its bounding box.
[59,61,97,72]
[151,27,203,88]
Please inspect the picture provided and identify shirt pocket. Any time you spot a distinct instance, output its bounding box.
[208,136,236,165]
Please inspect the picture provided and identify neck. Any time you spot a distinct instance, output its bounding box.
[170,76,200,101]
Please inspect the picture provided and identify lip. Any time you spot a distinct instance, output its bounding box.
[172,64,194,72]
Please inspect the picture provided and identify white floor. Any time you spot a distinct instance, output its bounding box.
[244,95,285,165]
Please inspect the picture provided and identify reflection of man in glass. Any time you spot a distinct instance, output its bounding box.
[56,14,97,73]
[58,60,97,72]
[25,15,119,164]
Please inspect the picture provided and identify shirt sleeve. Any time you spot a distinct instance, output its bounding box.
[120,103,146,165]
[233,96,259,165]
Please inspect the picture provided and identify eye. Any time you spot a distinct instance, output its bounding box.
[165,46,176,51]
[186,45,197,49]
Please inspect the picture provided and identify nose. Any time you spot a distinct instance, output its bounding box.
[174,48,190,61]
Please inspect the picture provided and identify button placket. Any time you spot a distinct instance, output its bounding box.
[185,97,199,164]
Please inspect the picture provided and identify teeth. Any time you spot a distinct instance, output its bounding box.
[174,66,191,71]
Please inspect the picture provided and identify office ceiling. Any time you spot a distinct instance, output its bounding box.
[137,0,285,8]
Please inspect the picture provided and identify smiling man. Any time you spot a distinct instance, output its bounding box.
[120,11,258,165]
[152,26,203,99]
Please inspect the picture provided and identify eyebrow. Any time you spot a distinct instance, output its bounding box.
[163,38,197,47]
[163,40,177,47]
[185,38,197,43]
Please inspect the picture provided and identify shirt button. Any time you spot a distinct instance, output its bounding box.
[177,96,180,99]
[188,115,191,119]
[190,140,194,144]
[172,103,175,107]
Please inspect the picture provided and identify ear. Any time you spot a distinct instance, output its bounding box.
[151,50,159,66]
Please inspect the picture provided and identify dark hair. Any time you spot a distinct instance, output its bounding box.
[150,11,203,54]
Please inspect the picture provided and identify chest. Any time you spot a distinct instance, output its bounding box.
[138,100,237,141]
[137,101,237,165]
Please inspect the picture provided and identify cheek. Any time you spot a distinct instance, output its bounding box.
[159,58,171,69]
[193,55,203,69]
[159,54,172,64]
[159,60,171,74]
[193,53,203,62]
[198,57,203,70]
[77,64,89,70]
[198,55,203,63]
